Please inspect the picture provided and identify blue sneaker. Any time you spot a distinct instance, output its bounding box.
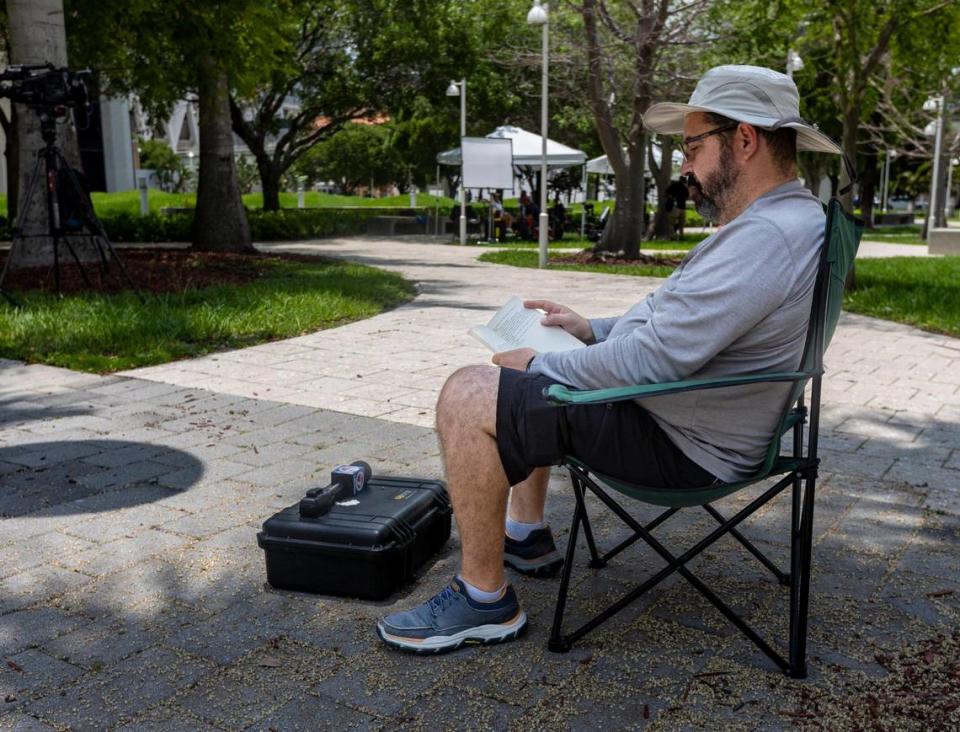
[376,577,527,654]
[504,526,563,577]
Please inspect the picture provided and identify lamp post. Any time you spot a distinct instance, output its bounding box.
[527,0,549,268]
[881,148,897,213]
[923,96,944,240]
[446,79,467,245]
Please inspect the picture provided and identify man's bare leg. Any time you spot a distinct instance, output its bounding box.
[435,364,511,592]
[508,467,549,524]
[377,364,535,651]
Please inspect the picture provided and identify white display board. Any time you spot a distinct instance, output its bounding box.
[461,137,514,189]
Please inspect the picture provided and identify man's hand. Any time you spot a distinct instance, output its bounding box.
[492,347,538,371]
[524,299,595,344]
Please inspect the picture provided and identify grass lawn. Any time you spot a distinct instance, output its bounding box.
[466,233,704,251]
[844,257,960,336]
[861,225,925,245]
[478,249,960,338]
[0,256,415,373]
[477,248,679,278]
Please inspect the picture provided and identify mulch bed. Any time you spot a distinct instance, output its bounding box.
[552,249,685,267]
[0,250,323,296]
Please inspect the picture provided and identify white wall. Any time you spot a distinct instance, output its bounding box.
[99,97,136,191]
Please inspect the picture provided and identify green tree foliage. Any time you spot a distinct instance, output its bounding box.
[294,122,405,195]
[230,0,533,208]
[65,0,294,251]
[137,138,186,192]
[383,0,602,195]
[710,0,960,223]
[234,155,260,196]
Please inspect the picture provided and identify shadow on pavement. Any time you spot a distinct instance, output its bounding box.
[0,439,203,517]
[0,395,94,427]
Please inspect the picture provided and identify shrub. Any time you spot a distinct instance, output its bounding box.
[138,138,188,192]
[101,212,193,242]
[95,208,386,243]
[247,208,376,240]
[685,209,706,227]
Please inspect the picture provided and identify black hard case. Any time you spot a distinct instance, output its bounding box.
[257,476,451,600]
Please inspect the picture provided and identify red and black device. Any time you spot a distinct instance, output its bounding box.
[298,461,371,518]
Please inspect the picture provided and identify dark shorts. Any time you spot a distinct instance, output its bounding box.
[495,368,716,488]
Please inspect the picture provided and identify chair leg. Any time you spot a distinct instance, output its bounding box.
[549,475,587,653]
[571,472,605,568]
[788,471,817,678]
[569,465,679,566]
[702,504,790,585]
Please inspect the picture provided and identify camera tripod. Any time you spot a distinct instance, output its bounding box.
[0,110,139,307]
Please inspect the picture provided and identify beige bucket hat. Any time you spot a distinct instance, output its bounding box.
[644,65,842,155]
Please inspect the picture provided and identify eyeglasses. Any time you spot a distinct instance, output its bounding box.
[679,123,739,161]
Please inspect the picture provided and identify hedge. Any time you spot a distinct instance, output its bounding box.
[0,203,706,243]
[0,207,420,243]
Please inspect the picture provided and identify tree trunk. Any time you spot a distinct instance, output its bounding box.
[599,143,645,259]
[798,151,827,199]
[192,53,253,252]
[257,157,282,211]
[6,0,84,270]
[650,137,675,239]
[840,108,859,213]
[8,105,18,223]
[839,106,859,289]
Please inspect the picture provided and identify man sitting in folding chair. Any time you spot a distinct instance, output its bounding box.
[376,65,848,664]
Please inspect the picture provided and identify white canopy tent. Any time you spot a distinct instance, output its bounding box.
[586,154,615,175]
[585,145,684,206]
[437,125,588,236]
[437,125,587,169]
[586,145,683,175]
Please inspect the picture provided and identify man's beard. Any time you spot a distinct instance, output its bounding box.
[686,144,740,223]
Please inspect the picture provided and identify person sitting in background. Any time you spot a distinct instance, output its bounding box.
[516,191,539,240]
[550,194,566,240]
[666,178,690,239]
[491,191,513,240]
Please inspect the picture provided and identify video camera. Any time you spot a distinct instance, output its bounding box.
[0,63,91,115]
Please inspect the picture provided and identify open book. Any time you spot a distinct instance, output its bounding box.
[469,296,586,353]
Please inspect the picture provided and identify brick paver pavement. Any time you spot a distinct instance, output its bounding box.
[2,236,958,730]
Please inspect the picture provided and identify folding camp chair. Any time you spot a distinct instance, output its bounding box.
[543,197,863,678]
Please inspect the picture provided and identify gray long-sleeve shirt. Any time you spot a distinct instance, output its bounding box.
[529,180,824,483]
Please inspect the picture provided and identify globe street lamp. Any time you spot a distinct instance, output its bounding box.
[447,79,467,245]
[527,0,549,268]
[923,95,944,240]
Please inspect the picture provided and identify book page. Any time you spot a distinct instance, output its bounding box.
[470,296,585,353]
[468,324,510,352]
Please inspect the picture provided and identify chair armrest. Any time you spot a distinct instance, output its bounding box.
[542,370,815,406]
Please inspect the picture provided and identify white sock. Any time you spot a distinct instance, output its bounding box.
[458,575,505,603]
[505,516,546,541]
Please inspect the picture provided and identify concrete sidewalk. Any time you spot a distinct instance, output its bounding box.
[2,236,959,730]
